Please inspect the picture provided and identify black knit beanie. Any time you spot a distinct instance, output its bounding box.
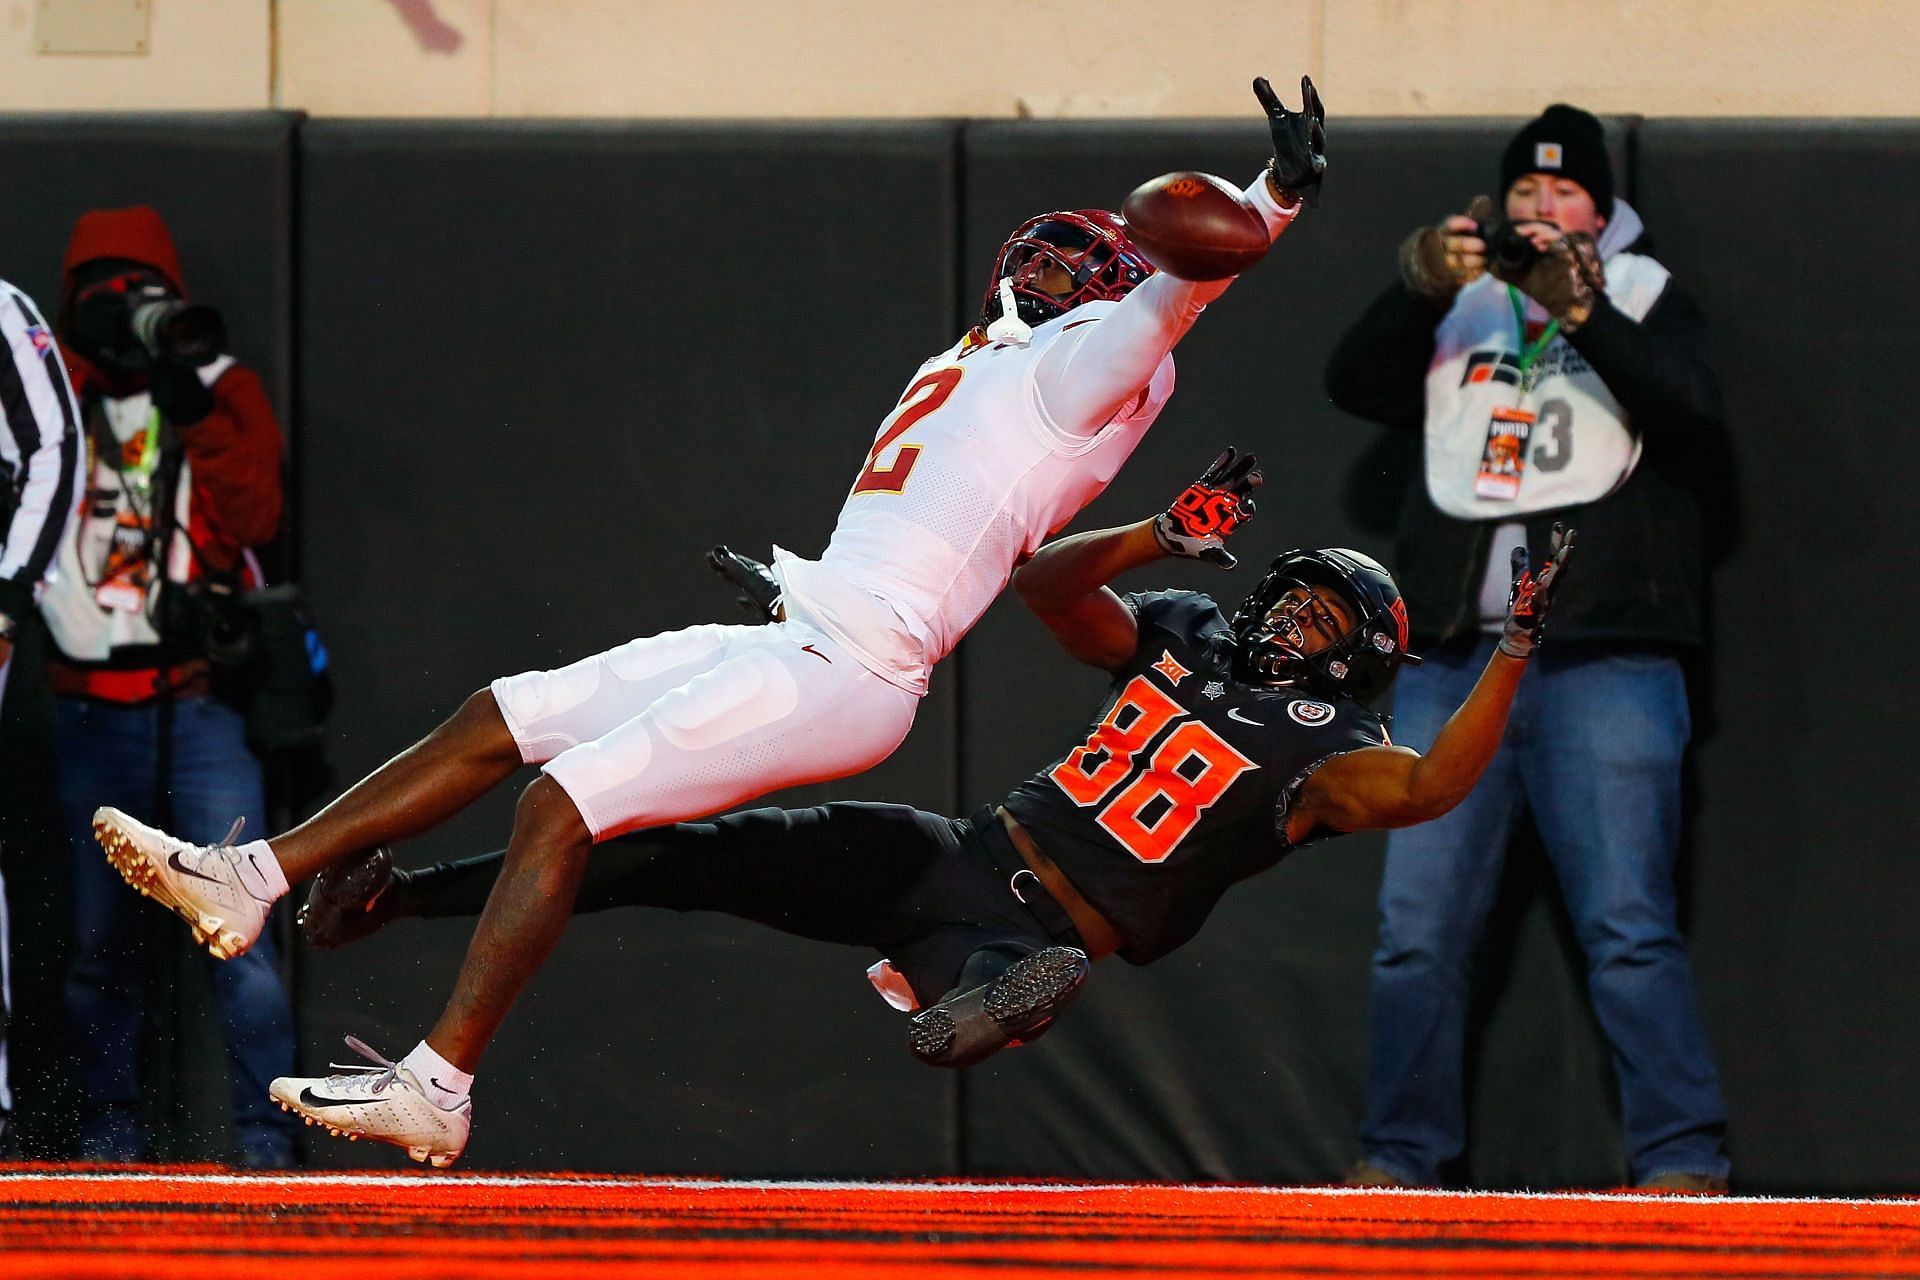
[1500,104,1614,215]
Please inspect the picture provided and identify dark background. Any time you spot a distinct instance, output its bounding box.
[0,113,1912,1194]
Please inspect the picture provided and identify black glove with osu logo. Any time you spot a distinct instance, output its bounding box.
[1152,447,1262,569]
[1499,522,1576,659]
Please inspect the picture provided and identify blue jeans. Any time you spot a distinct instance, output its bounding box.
[1361,637,1728,1185]
[57,694,296,1165]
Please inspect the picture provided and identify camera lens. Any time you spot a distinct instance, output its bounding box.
[129,299,226,366]
[1486,222,1539,273]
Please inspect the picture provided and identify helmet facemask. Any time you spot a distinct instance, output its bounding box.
[980,212,1154,332]
[1229,549,1421,704]
[1247,581,1349,661]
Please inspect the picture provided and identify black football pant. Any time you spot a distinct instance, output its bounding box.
[400,802,1078,1004]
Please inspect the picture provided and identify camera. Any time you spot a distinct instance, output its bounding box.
[125,283,227,367]
[160,577,261,670]
[1475,220,1542,275]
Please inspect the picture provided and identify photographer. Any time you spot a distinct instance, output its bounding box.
[41,206,295,1166]
[1324,107,1731,1190]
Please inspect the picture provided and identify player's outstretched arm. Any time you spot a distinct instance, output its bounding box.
[1032,77,1320,436]
[1016,449,1260,672]
[1290,527,1575,837]
[1013,521,1160,673]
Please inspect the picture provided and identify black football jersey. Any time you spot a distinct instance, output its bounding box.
[1002,590,1389,964]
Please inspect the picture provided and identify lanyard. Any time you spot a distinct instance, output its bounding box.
[112,409,163,511]
[96,407,162,478]
[1507,286,1560,375]
[129,408,161,475]
[79,407,166,594]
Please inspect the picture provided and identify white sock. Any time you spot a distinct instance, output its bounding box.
[233,840,289,903]
[403,1041,473,1109]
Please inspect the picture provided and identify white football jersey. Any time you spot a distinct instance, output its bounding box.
[777,173,1297,695]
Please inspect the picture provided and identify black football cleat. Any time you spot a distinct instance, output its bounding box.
[298,846,405,950]
[907,945,1090,1069]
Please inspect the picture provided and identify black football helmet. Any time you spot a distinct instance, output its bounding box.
[978,210,1155,331]
[1227,548,1420,704]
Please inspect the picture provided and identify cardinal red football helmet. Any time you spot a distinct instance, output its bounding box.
[978,210,1156,331]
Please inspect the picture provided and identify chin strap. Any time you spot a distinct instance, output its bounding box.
[984,277,1033,346]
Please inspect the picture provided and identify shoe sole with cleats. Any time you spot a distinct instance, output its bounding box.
[93,808,257,961]
[271,1094,464,1168]
[908,945,1089,1068]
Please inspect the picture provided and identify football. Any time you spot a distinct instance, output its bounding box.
[1120,171,1269,281]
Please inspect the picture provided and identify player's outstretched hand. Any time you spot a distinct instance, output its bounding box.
[706,545,781,623]
[1498,522,1575,659]
[1254,74,1327,207]
[1153,447,1262,569]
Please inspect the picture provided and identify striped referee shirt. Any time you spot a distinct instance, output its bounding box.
[0,279,81,623]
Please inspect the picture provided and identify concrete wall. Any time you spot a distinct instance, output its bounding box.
[0,0,268,111]
[1,0,1915,117]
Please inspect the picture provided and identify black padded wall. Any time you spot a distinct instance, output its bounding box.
[0,113,299,1159]
[295,121,963,1173]
[953,120,1631,1186]
[1634,122,1920,1195]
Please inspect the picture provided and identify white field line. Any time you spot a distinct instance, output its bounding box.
[0,1171,1912,1209]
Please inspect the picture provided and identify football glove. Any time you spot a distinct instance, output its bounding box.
[1153,447,1262,569]
[1254,74,1327,208]
[706,545,782,624]
[1499,522,1576,659]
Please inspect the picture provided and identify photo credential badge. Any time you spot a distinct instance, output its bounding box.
[1475,406,1535,500]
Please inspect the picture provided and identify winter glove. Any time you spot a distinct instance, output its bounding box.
[1254,75,1327,207]
[1492,230,1606,331]
[1399,195,1496,302]
[1499,522,1575,659]
[1152,448,1262,569]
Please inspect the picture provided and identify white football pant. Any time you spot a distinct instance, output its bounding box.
[491,619,918,839]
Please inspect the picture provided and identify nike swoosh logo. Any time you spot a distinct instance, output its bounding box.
[299,1086,385,1108]
[167,848,224,884]
[430,1076,462,1094]
[1226,708,1264,726]
[800,644,831,664]
[238,851,279,903]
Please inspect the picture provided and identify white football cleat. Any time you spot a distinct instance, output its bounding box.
[271,1037,471,1168]
[93,806,274,961]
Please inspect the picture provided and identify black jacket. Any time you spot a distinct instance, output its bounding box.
[1323,235,1728,650]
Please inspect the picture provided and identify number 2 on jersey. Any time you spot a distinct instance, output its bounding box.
[1049,674,1257,863]
[852,367,962,496]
